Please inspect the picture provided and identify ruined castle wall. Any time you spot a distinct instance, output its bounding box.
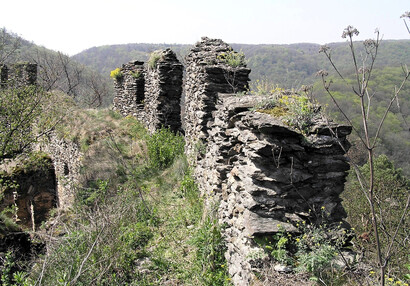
[36,133,82,209]
[112,61,145,117]
[183,38,352,286]
[144,49,184,133]
[0,156,57,230]
[197,94,351,285]
[113,49,183,133]
[0,63,79,220]
[184,37,251,161]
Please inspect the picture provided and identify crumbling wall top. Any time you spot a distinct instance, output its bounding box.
[186,37,247,68]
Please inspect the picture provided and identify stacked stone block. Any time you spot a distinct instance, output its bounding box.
[195,94,352,285]
[145,49,183,133]
[36,133,82,209]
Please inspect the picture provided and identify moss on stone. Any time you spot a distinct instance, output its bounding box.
[257,106,288,117]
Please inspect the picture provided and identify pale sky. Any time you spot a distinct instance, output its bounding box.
[1,0,409,56]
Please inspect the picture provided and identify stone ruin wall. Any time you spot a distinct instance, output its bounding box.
[1,134,82,228]
[113,49,183,133]
[112,61,145,118]
[183,37,251,161]
[197,94,351,285]
[0,39,352,286]
[182,38,352,285]
[35,134,82,210]
[113,37,352,285]
[0,63,37,88]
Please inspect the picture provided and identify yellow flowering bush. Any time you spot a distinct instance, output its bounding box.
[250,79,284,95]
[110,68,123,80]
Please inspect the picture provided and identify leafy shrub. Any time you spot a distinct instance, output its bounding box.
[148,51,162,70]
[218,50,245,68]
[12,152,53,174]
[343,155,410,278]
[278,94,316,132]
[179,168,199,199]
[146,128,184,169]
[255,225,293,265]
[75,179,109,207]
[192,217,231,285]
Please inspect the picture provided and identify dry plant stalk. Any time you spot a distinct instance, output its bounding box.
[318,25,410,286]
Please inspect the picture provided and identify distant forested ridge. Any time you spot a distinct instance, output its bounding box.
[73,40,410,88]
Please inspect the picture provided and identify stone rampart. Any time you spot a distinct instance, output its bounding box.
[194,93,351,284]
[111,37,353,285]
[183,37,251,160]
[112,61,145,117]
[182,38,351,285]
[113,49,183,133]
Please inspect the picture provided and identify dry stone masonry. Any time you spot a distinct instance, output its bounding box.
[113,49,183,133]
[183,37,251,159]
[36,133,82,209]
[112,61,145,117]
[194,94,351,285]
[1,64,81,229]
[112,37,352,285]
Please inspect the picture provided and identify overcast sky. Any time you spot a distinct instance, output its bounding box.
[1,0,409,56]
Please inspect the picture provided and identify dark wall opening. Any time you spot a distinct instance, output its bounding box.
[0,157,58,229]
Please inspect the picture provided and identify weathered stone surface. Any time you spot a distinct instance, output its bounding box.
[184,37,251,161]
[36,133,82,209]
[108,37,353,286]
[244,210,298,235]
[189,88,351,285]
[113,61,145,117]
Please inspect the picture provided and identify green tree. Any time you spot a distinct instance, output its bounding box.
[0,85,67,163]
[0,27,21,65]
[343,155,409,278]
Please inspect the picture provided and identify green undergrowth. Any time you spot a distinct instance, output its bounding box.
[13,110,231,286]
[250,87,319,134]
